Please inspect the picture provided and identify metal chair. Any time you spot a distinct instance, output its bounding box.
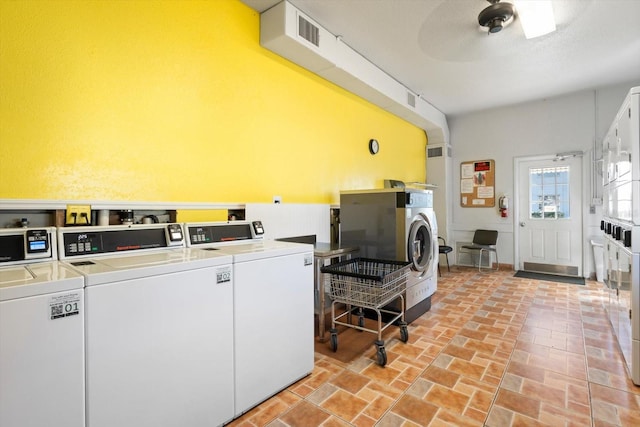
[438,237,453,276]
[459,230,499,271]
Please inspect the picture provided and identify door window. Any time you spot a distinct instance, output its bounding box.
[407,219,433,272]
[529,166,570,219]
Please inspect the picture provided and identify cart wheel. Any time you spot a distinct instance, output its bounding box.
[358,315,365,328]
[330,330,338,352]
[399,322,409,343]
[376,346,387,367]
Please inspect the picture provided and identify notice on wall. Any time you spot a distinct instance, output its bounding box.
[460,159,495,207]
[460,179,474,194]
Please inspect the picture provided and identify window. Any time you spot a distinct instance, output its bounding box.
[529,166,570,219]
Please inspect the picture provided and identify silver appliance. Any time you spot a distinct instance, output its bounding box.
[340,188,438,323]
[601,86,639,385]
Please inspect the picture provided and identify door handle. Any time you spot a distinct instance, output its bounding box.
[520,222,526,227]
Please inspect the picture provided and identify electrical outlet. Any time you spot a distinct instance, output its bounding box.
[66,205,92,225]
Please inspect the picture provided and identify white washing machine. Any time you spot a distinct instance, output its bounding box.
[340,188,438,323]
[184,221,314,418]
[0,227,85,427]
[58,224,234,427]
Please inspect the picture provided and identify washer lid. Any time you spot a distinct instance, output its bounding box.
[0,262,84,301]
[213,240,313,263]
[65,248,232,286]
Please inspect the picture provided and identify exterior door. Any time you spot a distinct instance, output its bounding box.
[516,155,583,276]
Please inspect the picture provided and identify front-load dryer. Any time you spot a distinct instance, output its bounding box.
[58,224,234,427]
[0,227,85,427]
[340,188,438,323]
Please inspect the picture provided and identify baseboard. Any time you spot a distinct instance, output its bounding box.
[451,263,513,270]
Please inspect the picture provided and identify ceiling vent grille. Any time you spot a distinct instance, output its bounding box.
[427,146,443,158]
[427,144,452,158]
[407,92,416,108]
[260,1,448,145]
[298,15,319,47]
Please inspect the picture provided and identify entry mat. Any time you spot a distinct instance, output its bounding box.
[514,270,585,285]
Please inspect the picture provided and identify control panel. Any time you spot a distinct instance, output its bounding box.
[0,228,54,263]
[251,221,264,236]
[602,220,633,248]
[165,224,184,245]
[60,224,185,258]
[24,229,52,259]
[398,191,433,209]
[186,221,265,246]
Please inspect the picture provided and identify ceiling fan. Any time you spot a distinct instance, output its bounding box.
[478,0,556,38]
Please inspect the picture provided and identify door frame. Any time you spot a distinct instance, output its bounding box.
[513,154,584,275]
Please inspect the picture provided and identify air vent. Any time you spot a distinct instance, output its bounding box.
[407,92,416,108]
[298,15,319,47]
[427,146,443,158]
[260,1,448,145]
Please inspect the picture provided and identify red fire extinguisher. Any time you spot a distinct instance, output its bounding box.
[499,196,509,218]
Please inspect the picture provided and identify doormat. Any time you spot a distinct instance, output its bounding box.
[514,270,585,285]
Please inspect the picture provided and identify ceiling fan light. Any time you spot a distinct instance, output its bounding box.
[478,1,515,35]
[515,0,556,39]
[489,17,505,33]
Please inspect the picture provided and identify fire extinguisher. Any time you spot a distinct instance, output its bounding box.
[499,195,509,218]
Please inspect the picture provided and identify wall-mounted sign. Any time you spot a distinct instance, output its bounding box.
[460,159,495,207]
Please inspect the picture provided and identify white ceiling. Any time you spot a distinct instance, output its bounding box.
[241,0,640,117]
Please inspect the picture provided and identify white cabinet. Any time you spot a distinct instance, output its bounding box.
[601,87,640,385]
[603,234,640,385]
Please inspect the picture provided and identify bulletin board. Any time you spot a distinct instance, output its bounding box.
[460,159,495,207]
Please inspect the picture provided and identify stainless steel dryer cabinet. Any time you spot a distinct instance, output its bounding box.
[339,188,438,323]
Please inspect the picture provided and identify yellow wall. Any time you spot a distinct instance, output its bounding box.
[0,0,426,205]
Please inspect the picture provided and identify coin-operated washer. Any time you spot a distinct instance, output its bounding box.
[184,220,314,418]
[58,223,235,427]
[0,227,85,427]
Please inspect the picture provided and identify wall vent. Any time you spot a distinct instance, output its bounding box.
[298,16,319,47]
[260,1,449,144]
[427,146,442,158]
[427,144,452,158]
[407,92,416,108]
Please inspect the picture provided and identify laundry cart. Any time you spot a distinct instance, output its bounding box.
[321,258,411,366]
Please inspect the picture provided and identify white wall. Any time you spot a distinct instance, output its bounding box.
[447,80,640,277]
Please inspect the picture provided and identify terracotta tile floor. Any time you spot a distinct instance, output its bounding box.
[228,268,640,426]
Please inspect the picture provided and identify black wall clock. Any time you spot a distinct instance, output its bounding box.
[369,139,379,155]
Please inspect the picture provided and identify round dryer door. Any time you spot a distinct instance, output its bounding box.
[406,215,435,274]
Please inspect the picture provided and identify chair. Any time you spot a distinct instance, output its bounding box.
[438,237,453,276]
[458,230,499,272]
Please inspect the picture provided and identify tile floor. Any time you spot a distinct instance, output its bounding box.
[228,268,640,426]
